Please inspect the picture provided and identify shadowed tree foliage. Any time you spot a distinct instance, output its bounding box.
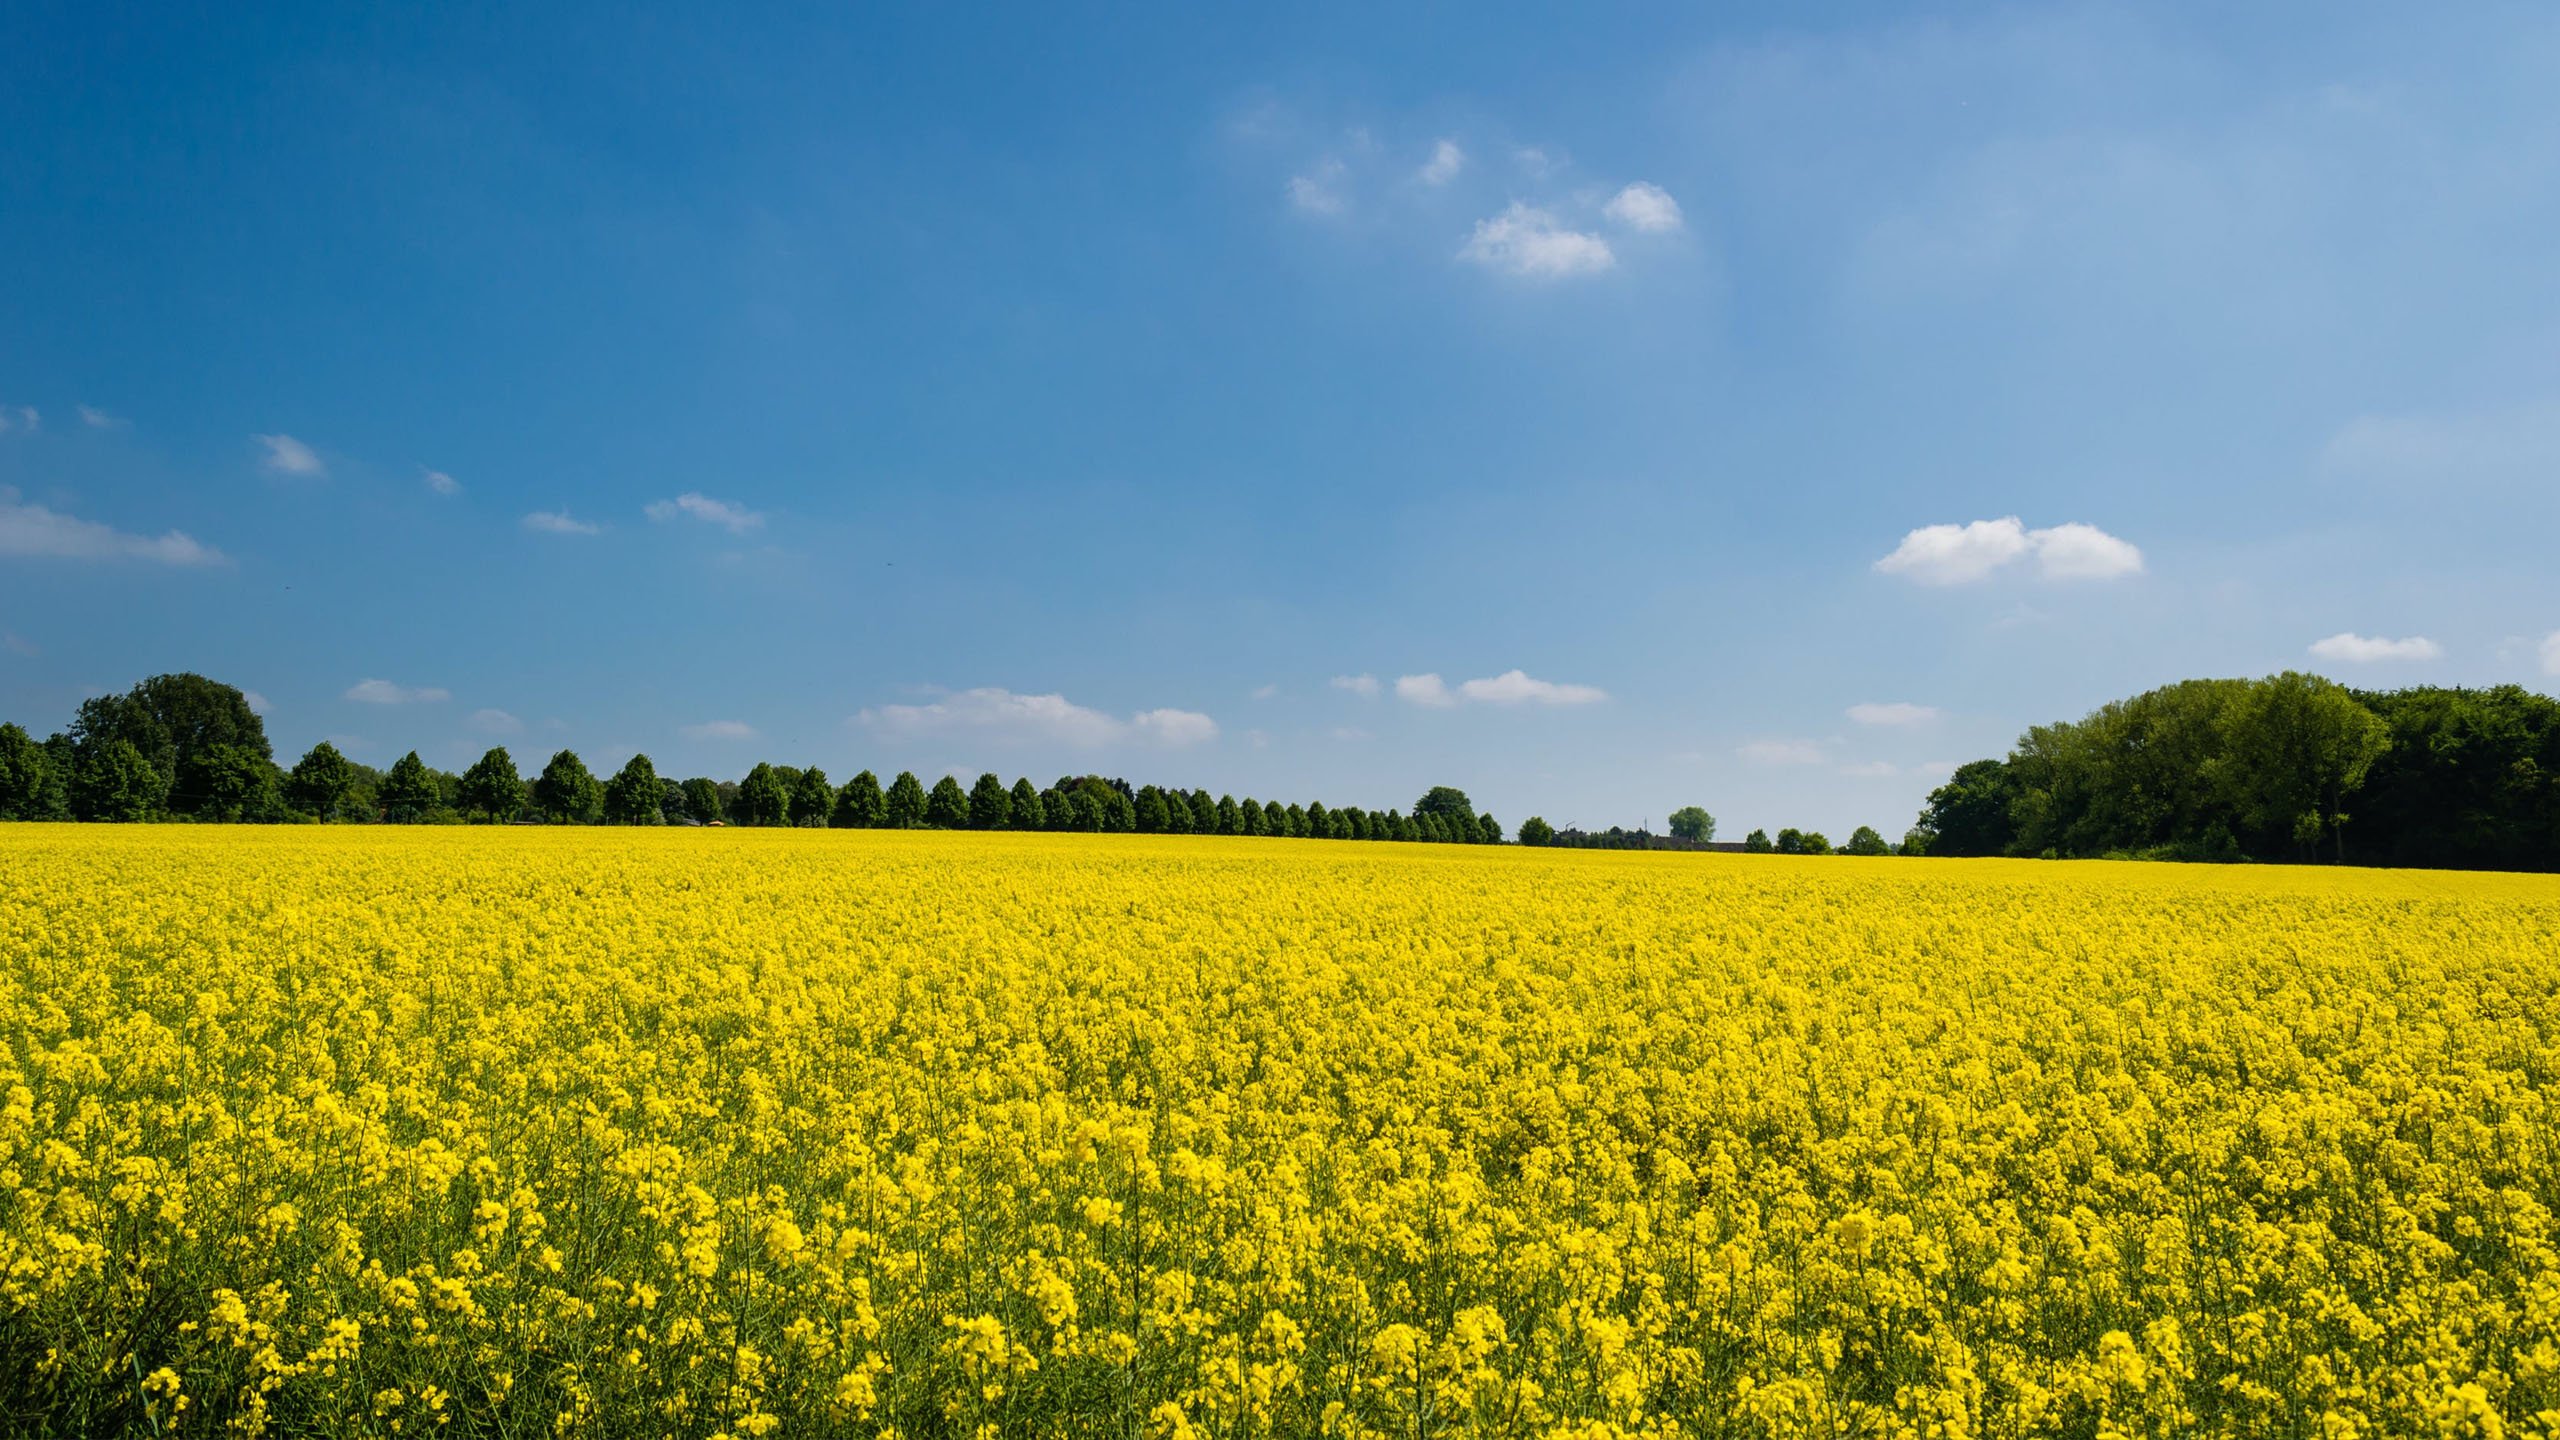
[682,777,724,826]
[834,770,885,828]
[602,754,664,825]
[1518,815,1555,846]
[72,739,164,822]
[970,773,1012,830]
[1008,777,1043,830]
[67,672,267,818]
[1668,806,1715,842]
[379,751,442,823]
[789,766,834,827]
[1414,786,1477,839]
[734,763,789,827]
[885,771,928,828]
[1845,825,1891,856]
[460,748,526,822]
[287,742,362,822]
[533,750,603,825]
[926,775,970,828]
[0,723,56,820]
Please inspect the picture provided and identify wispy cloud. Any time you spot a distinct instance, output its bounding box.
[858,688,1218,748]
[522,510,601,536]
[1847,701,1940,726]
[1839,759,1900,778]
[344,678,450,705]
[2309,632,2442,664]
[1418,139,1465,186]
[1874,516,2143,585]
[646,492,764,534]
[2544,631,2560,677]
[1397,669,1607,707]
[0,406,39,433]
[1738,738,1827,766]
[1,631,37,658]
[1458,204,1615,277]
[0,486,226,566]
[1330,673,1381,698]
[242,690,269,715]
[1250,683,1280,701]
[254,433,325,477]
[1287,158,1347,216]
[77,405,124,430]
[467,708,523,734]
[423,468,462,497]
[680,720,759,741]
[1603,181,1684,233]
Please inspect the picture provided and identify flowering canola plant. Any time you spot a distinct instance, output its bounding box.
[4,825,2560,1438]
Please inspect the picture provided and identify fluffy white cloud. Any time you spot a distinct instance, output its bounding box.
[77,405,123,430]
[344,678,450,705]
[646,492,764,534]
[2309,632,2443,664]
[254,433,324,477]
[1738,738,1827,766]
[1395,673,1456,707]
[0,406,39,433]
[858,688,1218,748]
[522,510,600,536]
[1603,181,1683,232]
[423,468,462,497]
[1874,516,2143,585]
[680,720,759,741]
[1330,673,1381,698]
[0,487,226,566]
[1847,701,1940,726]
[2541,631,2560,677]
[1456,669,1608,705]
[1458,204,1616,277]
[1418,139,1465,186]
[468,708,523,734]
[1131,709,1220,746]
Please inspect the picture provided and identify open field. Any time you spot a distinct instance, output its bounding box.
[5,827,2560,1437]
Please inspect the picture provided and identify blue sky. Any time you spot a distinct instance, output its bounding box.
[5,1,2558,836]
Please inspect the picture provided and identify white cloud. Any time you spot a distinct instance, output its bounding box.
[1330,673,1381,698]
[2028,522,2146,580]
[1288,159,1347,215]
[1458,204,1616,278]
[345,678,450,705]
[522,510,601,536]
[254,433,324,477]
[1839,760,1900,778]
[0,487,227,566]
[646,492,764,534]
[467,708,523,734]
[1330,726,1372,742]
[1513,146,1558,178]
[0,406,39,433]
[77,405,124,430]
[2540,631,2560,677]
[1395,673,1456,707]
[1131,709,1220,746]
[242,690,269,715]
[1847,701,1940,726]
[1419,139,1465,186]
[1874,516,2143,584]
[1738,738,1827,766]
[858,688,1218,748]
[1915,760,1961,781]
[1456,669,1608,705]
[423,468,462,497]
[2309,632,2443,664]
[1249,683,1280,700]
[680,720,759,741]
[1603,181,1684,233]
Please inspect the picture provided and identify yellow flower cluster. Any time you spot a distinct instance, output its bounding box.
[4,824,2559,1438]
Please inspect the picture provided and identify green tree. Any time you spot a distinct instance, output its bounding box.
[1039,788,1074,831]
[1215,795,1241,835]
[657,777,690,823]
[1239,799,1267,836]
[1135,785,1171,833]
[1303,800,1329,838]
[1844,824,1891,856]
[2352,686,2560,871]
[790,766,835,827]
[926,775,970,828]
[683,777,725,826]
[533,750,603,824]
[460,748,526,822]
[195,744,281,821]
[73,738,164,822]
[735,763,789,827]
[1008,777,1043,830]
[1910,759,2019,858]
[288,742,362,821]
[1413,786,1477,836]
[602,754,664,825]
[969,773,1013,830]
[379,751,441,823]
[1518,815,1555,846]
[69,672,269,818]
[2226,671,2390,861]
[1477,813,1503,844]
[885,771,928,828]
[835,770,886,828]
[0,723,54,820]
[1163,789,1197,833]
[1667,805,1716,842]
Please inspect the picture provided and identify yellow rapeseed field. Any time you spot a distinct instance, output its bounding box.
[4,826,2560,1439]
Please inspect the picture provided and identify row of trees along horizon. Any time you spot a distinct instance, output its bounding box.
[0,673,1519,843]
[8,670,2554,870]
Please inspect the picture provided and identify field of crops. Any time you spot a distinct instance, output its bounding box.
[5,827,2560,1437]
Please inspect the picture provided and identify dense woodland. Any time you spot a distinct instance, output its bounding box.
[0,673,1507,844]
[1910,672,2560,870]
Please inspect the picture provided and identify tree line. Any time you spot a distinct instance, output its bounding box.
[0,672,1510,844]
[1908,673,2560,870]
